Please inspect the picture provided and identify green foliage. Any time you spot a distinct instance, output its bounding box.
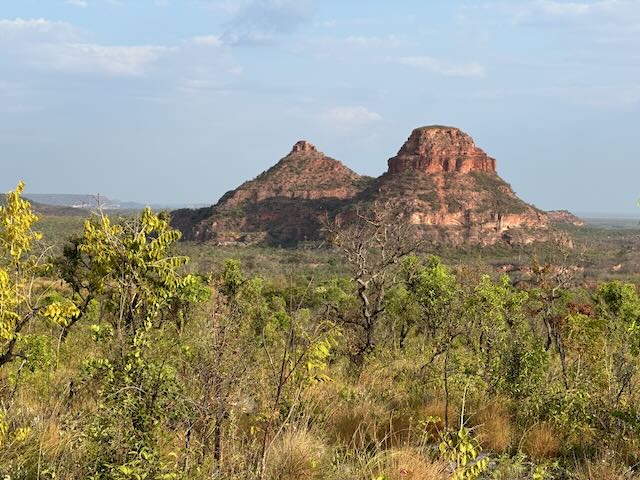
[438,426,489,480]
[0,182,77,369]
[3,194,640,478]
[0,180,41,264]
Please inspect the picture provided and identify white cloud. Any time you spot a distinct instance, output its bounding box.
[320,106,382,127]
[0,18,78,41]
[0,18,172,77]
[66,0,89,7]
[396,56,486,77]
[483,0,640,28]
[308,34,404,51]
[42,43,173,76]
[191,34,223,46]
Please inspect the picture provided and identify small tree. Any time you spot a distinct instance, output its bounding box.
[66,208,208,478]
[324,203,419,360]
[0,181,78,368]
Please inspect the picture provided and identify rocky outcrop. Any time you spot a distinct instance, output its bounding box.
[215,140,365,207]
[348,126,550,245]
[171,126,560,247]
[171,141,368,244]
[547,210,585,227]
[388,126,496,174]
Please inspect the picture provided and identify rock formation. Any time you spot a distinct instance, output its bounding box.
[547,210,585,227]
[171,140,369,244]
[350,126,550,245]
[171,126,558,246]
[388,126,496,174]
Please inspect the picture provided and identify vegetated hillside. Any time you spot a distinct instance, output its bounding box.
[23,193,146,210]
[0,196,86,217]
[3,183,640,479]
[172,125,560,247]
[23,193,202,212]
[172,140,373,245]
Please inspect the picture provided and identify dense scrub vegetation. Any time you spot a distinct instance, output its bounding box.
[2,183,640,479]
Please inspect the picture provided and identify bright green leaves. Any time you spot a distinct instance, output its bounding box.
[221,258,244,297]
[0,183,74,369]
[42,300,80,327]
[0,181,41,265]
[305,331,340,385]
[597,281,640,328]
[439,426,489,480]
[0,268,19,342]
[75,207,205,332]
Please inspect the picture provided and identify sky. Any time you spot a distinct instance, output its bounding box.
[0,0,639,213]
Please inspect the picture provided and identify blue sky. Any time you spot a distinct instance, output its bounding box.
[1,0,638,213]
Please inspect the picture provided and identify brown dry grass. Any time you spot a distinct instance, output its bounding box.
[472,399,513,453]
[265,428,328,480]
[523,422,561,460]
[414,398,459,438]
[572,457,638,480]
[367,448,449,480]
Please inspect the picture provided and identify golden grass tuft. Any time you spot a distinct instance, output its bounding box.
[472,399,513,453]
[414,398,459,438]
[265,428,328,480]
[523,422,561,460]
[367,448,449,480]
[328,400,387,448]
[572,457,638,480]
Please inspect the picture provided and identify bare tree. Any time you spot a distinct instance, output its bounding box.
[323,202,421,360]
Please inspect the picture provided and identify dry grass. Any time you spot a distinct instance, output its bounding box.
[414,398,459,438]
[472,399,513,453]
[523,422,561,460]
[327,399,420,450]
[328,400,387,448]
[265,428,328,480]
[572,456,638,480]
[366,448,449,480]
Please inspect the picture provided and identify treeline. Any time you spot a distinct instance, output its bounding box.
[1,183,639,479]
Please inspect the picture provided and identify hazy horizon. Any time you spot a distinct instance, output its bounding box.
[1,1,639,214]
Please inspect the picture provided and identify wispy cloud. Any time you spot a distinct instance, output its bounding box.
[65,0,89,7]
[396,56,486,77]
[191,34,223,47]
[0,18,172,76]
[220,0,313,46]
[307,34,404,51]
[320,106,382,127]
[479,0,640,33]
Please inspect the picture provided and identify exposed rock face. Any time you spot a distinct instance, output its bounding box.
[171,126,559,247]
[216,140,364,207]
[547,210,585,227]
[349,126,549,245]
[388,126,496,174]
[171,141,369,244]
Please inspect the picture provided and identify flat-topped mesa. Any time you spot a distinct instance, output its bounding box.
[388,126,497,174]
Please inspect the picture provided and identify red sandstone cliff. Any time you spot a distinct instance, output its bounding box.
[388,126,496,174]
[171,126,557,246]
[217,140,365,208]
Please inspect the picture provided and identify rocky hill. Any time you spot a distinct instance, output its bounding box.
[171,140,370,244]
[171,126,556,246]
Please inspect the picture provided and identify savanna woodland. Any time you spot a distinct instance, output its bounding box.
[2,182,640,480]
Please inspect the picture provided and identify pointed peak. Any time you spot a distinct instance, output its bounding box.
[290,140,318,154]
